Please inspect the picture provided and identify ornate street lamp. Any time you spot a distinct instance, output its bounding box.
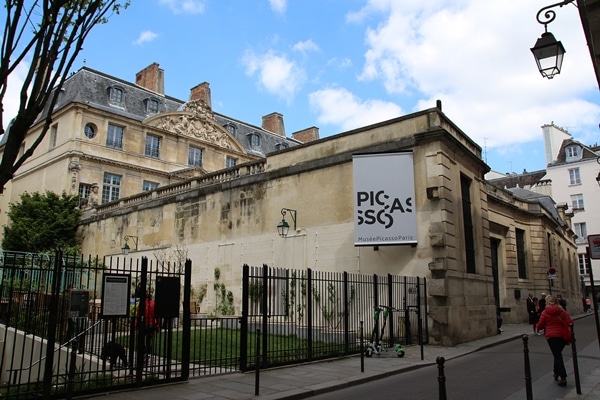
[277,208,297,238]
[121,235,138,255]
[531,0,574,79]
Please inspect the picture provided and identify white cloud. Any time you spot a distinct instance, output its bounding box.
[133,30,158,45]
[242,50,305,103]
[2,61,29,131]
[309,87,402,131]
[326,57,352,70]
[159,0,205,14]
[268,0,286,14]
[350,0,600,151]
[293,40,319,54]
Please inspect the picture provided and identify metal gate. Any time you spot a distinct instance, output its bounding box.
[0,250,191,399]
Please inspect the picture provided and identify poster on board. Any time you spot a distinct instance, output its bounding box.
[101,274,131,317]
[352,152,417,246]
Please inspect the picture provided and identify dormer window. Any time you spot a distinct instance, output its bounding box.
[145,98,160,114]
[108,86,124,105]
[248,132,261,147]
[565,145,582,161]
[275,143,288,150]
[224,124,237,135]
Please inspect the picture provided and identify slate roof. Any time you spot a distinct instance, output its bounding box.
[508,187,565,227]
[487,169,547,190]
[5,66,300,155]
[550,138,599,166]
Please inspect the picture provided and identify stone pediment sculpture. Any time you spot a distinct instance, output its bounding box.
[144,100,243,152]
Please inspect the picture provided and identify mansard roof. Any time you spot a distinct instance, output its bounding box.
[34,66,299,156]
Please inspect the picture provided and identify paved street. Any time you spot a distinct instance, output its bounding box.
[85,313,600,400]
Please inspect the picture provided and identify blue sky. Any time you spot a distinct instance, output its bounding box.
[4,0,600,175]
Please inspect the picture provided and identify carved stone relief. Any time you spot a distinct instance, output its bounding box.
[148,100,234,150]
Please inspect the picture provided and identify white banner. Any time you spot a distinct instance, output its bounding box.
[353,152,417,246]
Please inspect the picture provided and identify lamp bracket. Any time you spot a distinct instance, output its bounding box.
[281,208,297,231]
[124,235,139,251]
[536,0,576,31]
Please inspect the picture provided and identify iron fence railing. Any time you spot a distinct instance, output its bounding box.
[239,264,428,371]
[0,251,190,399]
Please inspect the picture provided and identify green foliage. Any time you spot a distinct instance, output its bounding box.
[313,283,356,330]
[248,281,262,304]
[211,267,235,316]
[283,270,306,320]
[2,191,82,252]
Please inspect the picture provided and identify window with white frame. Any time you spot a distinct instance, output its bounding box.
[565,145,581,161]
[578,253,591,275]
[226,156,237,168]
[107,124,124,149]
[142,181,158,191]
[568,167,581,185]
[78,183,91,207]
[102,173,121,203]
[574,222,588,241]
[188,145,203,167]
[571,194,585,211]
[145,134,161,158]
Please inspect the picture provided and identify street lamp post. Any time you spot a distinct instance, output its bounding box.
[531,0,575,79]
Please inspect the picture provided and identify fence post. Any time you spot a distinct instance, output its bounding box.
[135,257,149,386]
[240,264,249,371]
[417,276,424,360]
[360,320,364,373]
[522,335,533,400]
[43,249,63,399]
[570,325,581,394]
[436,356,447,400]
[66,339,78,400]
[181,259,192,380]
[387,273,394,346]
[261,264,269,368]
[255,328,261,396]
[307,268,313,361]
[372,274,379,344]
[343,271,350,354]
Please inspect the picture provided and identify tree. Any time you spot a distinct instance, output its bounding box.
[0,0,130,193]
[2,191,82,253]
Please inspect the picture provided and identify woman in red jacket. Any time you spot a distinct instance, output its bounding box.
[536,295,573,387]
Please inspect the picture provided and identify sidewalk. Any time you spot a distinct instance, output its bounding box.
[87,314,600,400]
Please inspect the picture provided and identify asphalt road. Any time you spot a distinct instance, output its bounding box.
[312,316,600,400]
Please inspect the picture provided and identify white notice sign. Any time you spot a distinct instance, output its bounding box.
[101,274,131,317]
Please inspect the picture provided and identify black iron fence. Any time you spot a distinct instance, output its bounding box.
[238,264,428,371]
[0,252,428,397]
[0,251,190,399]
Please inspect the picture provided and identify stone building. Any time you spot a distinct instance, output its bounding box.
[75,96,579,345]
[0,62,306,233]
[0,63,580,345]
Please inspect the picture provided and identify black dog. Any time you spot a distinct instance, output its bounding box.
[100,341,127,367]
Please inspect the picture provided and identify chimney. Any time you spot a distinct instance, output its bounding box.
[189,82,211,109]
[292,127,319,143]
[262,113,285,136]
[135,63,164,95]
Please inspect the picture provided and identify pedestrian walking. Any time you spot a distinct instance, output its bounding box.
[536,295,573,387]
[136,293,161,365]
[556,294,567,311]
